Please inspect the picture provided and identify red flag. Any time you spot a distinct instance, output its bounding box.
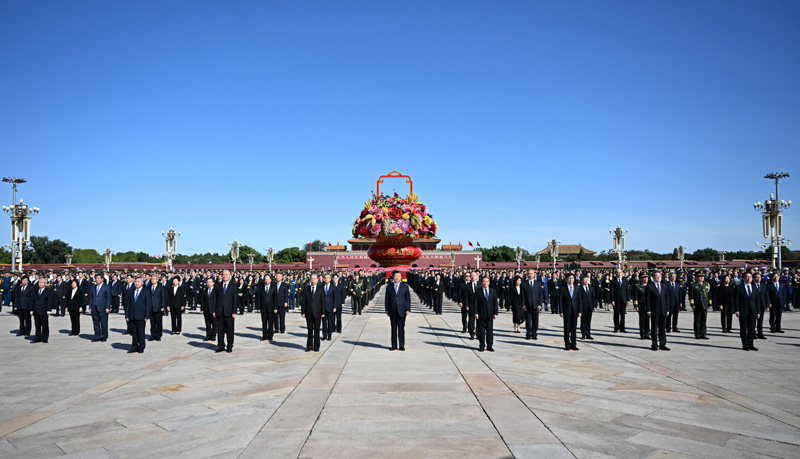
[477,241,481,247]
[328,242,332,247]
[468,241,473,247]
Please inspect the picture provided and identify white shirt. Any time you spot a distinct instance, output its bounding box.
[71,288,78,299]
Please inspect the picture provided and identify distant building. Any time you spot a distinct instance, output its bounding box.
[536,243,596,257]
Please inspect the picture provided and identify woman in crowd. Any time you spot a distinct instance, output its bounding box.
[509,276,524,333]
[167,276,185,335]
[65,279,84,335]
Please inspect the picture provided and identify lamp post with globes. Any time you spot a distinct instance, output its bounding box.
[549,238,560,271]
[515,246,524,271]
[2,177,39,273]
[247,253,255,271]
[754,172,791,270]
[609,225,628,269]
[676,245,686,270]
[265,247,274,272]
[103,248,114,272]
[229,240,240,272]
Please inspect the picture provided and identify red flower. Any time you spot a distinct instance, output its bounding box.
[388,207,403,221]
[358,226,369,235]
[360,209,368,218]
[406,227,414,234]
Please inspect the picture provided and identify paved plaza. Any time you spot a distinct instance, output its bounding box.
[1,288,799,458]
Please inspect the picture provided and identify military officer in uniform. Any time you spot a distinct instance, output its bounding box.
[689,272,711,340]
[349,273,363,315]
[633,273,650,340]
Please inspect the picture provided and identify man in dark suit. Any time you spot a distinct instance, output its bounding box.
[753,272,768,339]
[148,276,167,341]
[89,273,112,342]
[257,274,277,341]
[611,268,629,333]
[666,272,682,333]
[735,272,763,351]
[332,274,346,331]
[558,273,583,350]
[56,275,69,317]
[521,269,545,340]
[385,271,411,351]
[122,274,135,335]
[275,273,290,333]
[459,273,477,339]
[473,276,498,352]
[321,274,337,341]
[301,273,325,352]
[215,270,238,353]
[198,277,217,341]
[767,272,785,333]
[31,278,55,343]
[577,274,595,340]
[125,277,151,353]
[12,275,33,336]
[644,271,671,351]
[109,274,122,314]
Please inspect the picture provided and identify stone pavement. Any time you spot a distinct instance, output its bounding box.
[1,289,799,458]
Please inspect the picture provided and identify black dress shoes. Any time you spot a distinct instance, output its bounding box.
[127,349,136,353]
[749,346,759,351]
[651,345,658,351]
[390,347,397,351]
[399,347,405,351]
[742,347,750,351]
[586,336,594,340]
[486,347,494,352]
[570,346,579,351]
[215,348,224,353]
[659,346,670,351]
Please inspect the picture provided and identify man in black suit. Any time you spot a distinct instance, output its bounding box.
[332,274,346,331]
[385,270,411,351]
[666,272,682,333]
[215,270,238,353]
[322,273,338,341]
[198,277,217,341]
[558,273,582,350]
[31,278,55,343]
[735,272,763,351]
[148,276,167,341]
[56,275,69,317]
[275,273,290,334]
[301,273,325,352]
[459,273,477,339]
[577,274,595,340]
[753,272,767,339]
[257,274,277,341]
[767,272,785,333]
[125,277,151,353]
[644,271,670,351]
[611,268,629,333]
[122,274,135,335]
[521,269,545,340]
[12,275,33,336]
[473,276,498,352]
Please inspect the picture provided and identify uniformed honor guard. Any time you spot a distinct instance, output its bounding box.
[634,273,650,340]
[689,272,711,340]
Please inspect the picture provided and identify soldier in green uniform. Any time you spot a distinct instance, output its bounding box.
[689,272,711,339]
[349,273,364,315]
[633,272,651,340]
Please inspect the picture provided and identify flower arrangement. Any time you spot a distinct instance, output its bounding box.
[352,191,437,239]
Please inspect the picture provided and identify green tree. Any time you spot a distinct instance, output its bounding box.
[690,248,719,261]
[480,245,515,262]
[72,248,103,263]
[275,247,305,263]
[303,240,327,253]
[24,236,72,264]
[236,244,263,263]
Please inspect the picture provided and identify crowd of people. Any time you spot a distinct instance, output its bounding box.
[1,265,797,354]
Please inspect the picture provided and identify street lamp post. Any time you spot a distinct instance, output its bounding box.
[247,253,255,271]
[754,172,791,269]
[65,254,72,267]
[515,246,524,271]
[333,251,339,271]
[103,248,114,272]
[676,245,686,270]
[719,251,727,262]
[549,238,561,271]
[535,253,540,270]
[229,240,240,272]
[265,247,274,272]
[609,225,628,269]
[450,251,456,269]
[2,177,39,272]
[162,227,180,271]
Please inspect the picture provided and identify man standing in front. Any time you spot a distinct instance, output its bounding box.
[645,271,670,351]
[12,275,33,337]
[322,273,337,341]
[558,273,582,350]
[578,274,595,340]
[385,271,411,351]
[89,273,111,342]
[734,272,762,351]
[302,273,325,352]
[257,274,277,341]
[126,277,151,353]
[149,276,167,341]
[31,278,55,343]
[473,276,498,352]
[689,272,711,340]
[767,272,785,334]
[611,268,629,333]
[521,269,544,340]
[215,270,238,353]
[275,273,289,334]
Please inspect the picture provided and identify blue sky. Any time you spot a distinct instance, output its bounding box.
[1,0,798,256]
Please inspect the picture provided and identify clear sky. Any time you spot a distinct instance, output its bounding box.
[1,0,798,257]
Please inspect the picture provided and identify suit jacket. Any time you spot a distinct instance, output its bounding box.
[559,284,584,317]
[31,287,55,315]
[322,282,340,312]
[198,286,217,313]
[13,283,34,310]
[335,281,347,306]
[57,281,70,302]
[473,286,498,320]
[110,280,122,296]
[257,281,278,312]
[766,282,785,309]
[302,284,325,319]
[576,283,594,313]
[65,288,84,311]
[644,281,670,316]
[521,278,545,312]
[89,282,112,312]
[149,282,167,312]
[385,282,411,316]
[666,280,681,309]
[275,281,290,309]
[611,277,629,305]
[167,285,186,310]
[460,280,477,311]
[734,283,763,317]
[215,280,239,316]
[126,287,152,320]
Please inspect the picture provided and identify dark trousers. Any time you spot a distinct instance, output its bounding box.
[203,310,216,339]
[17,309,31,335]
[580,308,593,338]
[217,315,235,350]
[638,310,651,339]
[278,308,287,333]
[769,306,783,332]
[131,319,146,351]
[33,313,49,342]
[524,310,539,339]
[757,311,765,336]
[151,311,164,339]
[306,315,321,350]
[477,317,494,349]
[721,305,734,332]
[670,306,680,331]
[334,308,342,332]
[434,294,442,314]
[613,303,626,330]
[461,306,475,336]
[58,298,66,316]
[170,310,182,333]
[351,297,360,314]
[739,312,756,348]
[92,310,108,340]
[563,313,577,348]
[261,309,273,339]
[68,309,81,334]
[111,296,120,313]
[324,312,335,339]
[651,313,667,347]
[389,313,406,349]
[271,308,282,334]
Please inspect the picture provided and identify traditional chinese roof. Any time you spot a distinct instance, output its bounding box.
[536,243,596,256]
[441,244,462,250]
[327,245,347,252]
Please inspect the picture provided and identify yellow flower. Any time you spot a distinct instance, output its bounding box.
[406,192,419,203]
[394,228,402,234]
[423,216,432,225]
[402,213,409,219]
